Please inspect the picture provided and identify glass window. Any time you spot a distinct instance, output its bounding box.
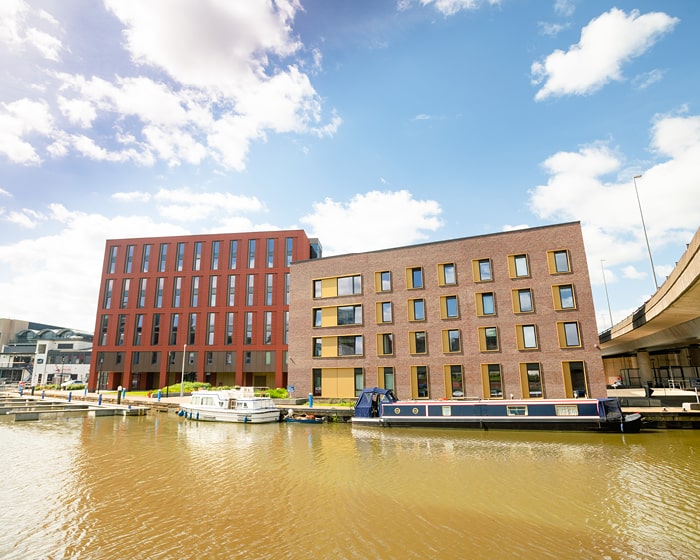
[263,311,272,344]
[514,254,528,277]
[442,263,456,285]
[137,278,147,308]
[225,312,234,345]
[517,289,533,313]
[447,329,460,352]
[522,325,537,348]
[265,273,273,306]
[410,267,423,289]
[227,275,236,306]
[313,280,322,299]
[209,276,217,307]
[449,365,463,397]
[108,246,118,274]
[445,295,458,318]
[120,279,130,308]
[383,367,395,391]
[229,240,238,269]
[169,313,179,345]
[478,259,492,281]
[338,275,362,295]
[559,285,575,309]
[412,331,427,354]
[248,239,256,268]
[155,278,164,308]
[206,313,215,345]
[481,292,495,315]
[193,241,202,271]
[211,241,220,270]
[244,312,253,344]
[313,308,322,327]
[526,363,542,398]
[151,314,161,345]
[379,271,391,292]
[175,242,185,271]
[411,299,425,321]
[246,274,254,306]
[554,250,570,273]
[266,238,275,268]
[158,243,168,272]
[337,305,362,325]
[191,276,200,307]
[141,244,151,273]
[338,336,363,356]
[103,279,113,309]
[415,366,429,398]
[564,322,580,347]
[313,337,322,357]
[354,368,364,397]
[124,245,134,273]
[285,237,294,266]
[380,333,393,355]
[480,327,499,351]
[487,364,502,398]
[188,313,197,345]
[381,302,392,323]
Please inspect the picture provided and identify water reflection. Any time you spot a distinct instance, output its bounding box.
[1,416,698,559]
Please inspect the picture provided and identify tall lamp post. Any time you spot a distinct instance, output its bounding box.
[633,174,659,291]
[601,260,614,328]
[180,343,187,398]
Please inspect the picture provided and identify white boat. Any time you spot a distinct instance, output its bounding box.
[178,387,281,423]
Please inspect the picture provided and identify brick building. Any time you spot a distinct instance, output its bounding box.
[287,222,606,400]
[89,230,319,391]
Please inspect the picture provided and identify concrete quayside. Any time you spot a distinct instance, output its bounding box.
[0,393,148,422]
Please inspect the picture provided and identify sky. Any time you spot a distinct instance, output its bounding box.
[0,0,698,334]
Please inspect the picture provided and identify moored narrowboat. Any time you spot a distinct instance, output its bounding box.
[352,388,643,433]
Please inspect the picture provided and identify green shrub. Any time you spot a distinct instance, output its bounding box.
[267,388,289,399]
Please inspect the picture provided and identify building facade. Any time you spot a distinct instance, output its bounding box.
[288,222,606,400]
[88,230,318,391]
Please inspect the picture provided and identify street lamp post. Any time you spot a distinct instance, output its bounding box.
[601,260,614,328]
[633,175,659,291]
[180,343,187,398]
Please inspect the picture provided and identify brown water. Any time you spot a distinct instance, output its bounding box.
[1,415,699,559]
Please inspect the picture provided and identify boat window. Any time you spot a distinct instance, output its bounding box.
[555,404,579,416]
[506,405,527,416]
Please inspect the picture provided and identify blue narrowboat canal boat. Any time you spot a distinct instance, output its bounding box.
[352,388,643,433]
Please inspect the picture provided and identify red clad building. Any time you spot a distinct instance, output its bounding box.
[88,230,319,392]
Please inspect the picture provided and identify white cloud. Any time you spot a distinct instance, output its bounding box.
[538,21,569,37]
[300,190,443,255]
[0,0,63,61]
[632,69,665,90]
[6,208,46,229]
[553,0,575,18]
[529,113,700,287]
[622,265,646,280]
[0,98,54,164]
[531,8,679,100]
[417,0,501,16]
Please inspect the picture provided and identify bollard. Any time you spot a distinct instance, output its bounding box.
[31,386,35,396]
[157,390,162,402]
[41,390,45,400]
[84,387,88,397]
[19,385,23,396]
[116,385,122,405]
[122,388,126,399]
[68,391,72,402]
[309,393,313,408]
[98,394,103,406]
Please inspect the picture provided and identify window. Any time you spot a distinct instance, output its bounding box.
[409,298,426,321]
[313,368,322,397]
[382,367,395,391]
[99,315,109,345]
[378,333,394,356]
[263,273,273,306]
[522,362,543,398]
[229,240,238,269]
[407,267,423,289]
[413,366,429,398]
[378,302,392,323]
[263,311,272,344]
[141,244,151,272]
[227,275,236,306]
[513,288,534,313]
[175,242,185,271]
[313,279,322,299]
[354,368,364,397]
[439,263,456,285]
[285,237,293,266]
[247,239,256,268]
[193,241,202,271]
[120,279,130,308]
[169,313,179,345]
[337,275,362,295]
[516,325,538,350]
[244,312,253,344]
[284,311,289,345]
[191,276,200,307]
[266,238,275,268]
[482,364,502,398]
[443,329,461,353]
[376,271,392,292]
[137,278,147,308]
[107,246,118,274]
[474,258,492,281]
[506,406,527,416]
[510,254,529,278]
[476,292,495,316]
[441,295,459,318]
[284,273,290,305]
[151,314,161,345]
[313,308,322,327]
[338,335,363,356]
[206,313,215,345]
[246,274,254,306]
[564,361,588,398]
[447,365,464,398]
[225,312,234,345]
[133,314,144,345]
[158,243,168,272]
[211,240,220,270]
[554,284,576,310]
[478,327,499,352]
[410,331,427,354]
[209,276,217,307]
[558,322,581,347]
[188,313,197,345]
[548,250,571,273]
[103,279,113,309]
[124,245,134,273]
[337,305,362,325]
[313,337,323,357]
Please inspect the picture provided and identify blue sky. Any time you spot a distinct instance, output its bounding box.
[1,0,698,333]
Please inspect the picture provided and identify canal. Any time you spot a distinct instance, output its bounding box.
[1,414,698,559]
